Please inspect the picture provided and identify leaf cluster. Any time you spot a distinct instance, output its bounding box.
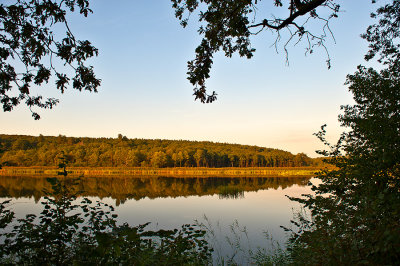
[0,0,100,119]
[171,0,340,102]
[363,0,400,65]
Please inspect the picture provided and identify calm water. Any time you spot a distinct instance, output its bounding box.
[0,176,314,260]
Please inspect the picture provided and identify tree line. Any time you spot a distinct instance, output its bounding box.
[0,134,324,168]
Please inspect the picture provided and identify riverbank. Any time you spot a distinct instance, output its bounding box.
[0,166,322,177]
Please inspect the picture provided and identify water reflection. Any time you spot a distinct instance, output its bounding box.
[0,176,310,205]
[0,176,316,262]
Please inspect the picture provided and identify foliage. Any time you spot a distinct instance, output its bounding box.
[0,176,212,265]
[0,200,14,235]
[0,0,101,119]
[171,0,340,102]
[0,0,341,118]
[0,134,320,168]
[1,0,392,116]
[362,0,400,65]
[285,1,400,262]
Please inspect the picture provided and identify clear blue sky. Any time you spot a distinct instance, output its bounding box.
[1,0,379,157]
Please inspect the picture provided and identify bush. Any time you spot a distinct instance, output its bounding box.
[0,177,212,265]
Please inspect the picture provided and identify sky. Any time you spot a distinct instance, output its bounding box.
[1,0,380,157]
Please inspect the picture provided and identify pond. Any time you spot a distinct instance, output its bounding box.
[0,175,315,262]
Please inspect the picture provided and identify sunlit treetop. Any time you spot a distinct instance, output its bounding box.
[0,0,100,119]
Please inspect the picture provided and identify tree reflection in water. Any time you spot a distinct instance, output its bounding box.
[0,176,310,205]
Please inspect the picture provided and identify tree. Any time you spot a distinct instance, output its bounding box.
[287,1,400,263]
[87,149,99,167]
[293,152,311,167]
[176,151,184,167]
[0,0,100,119]
[171,0,340,103]
[150,151,167,168]
[194,149,206,167]
[288,64,400,265]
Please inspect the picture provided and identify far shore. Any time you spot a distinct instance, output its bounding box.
[0,166,324,178]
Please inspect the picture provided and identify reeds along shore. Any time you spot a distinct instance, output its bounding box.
[0,166,322,177]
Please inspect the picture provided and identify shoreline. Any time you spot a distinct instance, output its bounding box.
[0,166,322,178]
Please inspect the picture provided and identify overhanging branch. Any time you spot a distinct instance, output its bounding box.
[249,0,327,30]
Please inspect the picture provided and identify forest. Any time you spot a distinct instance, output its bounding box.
[0,134,323,168]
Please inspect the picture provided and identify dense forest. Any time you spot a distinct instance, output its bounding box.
[0,134,323,168]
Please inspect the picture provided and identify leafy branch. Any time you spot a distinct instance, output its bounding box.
[0,0,101,119]
[171,0,340,103]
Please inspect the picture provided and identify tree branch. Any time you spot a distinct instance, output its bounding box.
[249,0,327,30]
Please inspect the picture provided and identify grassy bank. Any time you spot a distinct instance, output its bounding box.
[0,166,321,177]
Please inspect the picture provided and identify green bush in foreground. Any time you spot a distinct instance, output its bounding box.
[0,177,212,265]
